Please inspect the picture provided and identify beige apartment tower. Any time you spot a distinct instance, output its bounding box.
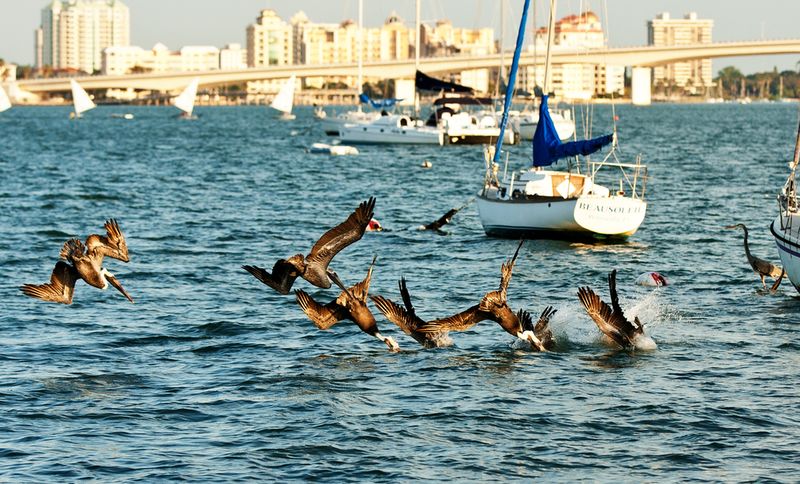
[648,12,714,94]
[37,0,129,73]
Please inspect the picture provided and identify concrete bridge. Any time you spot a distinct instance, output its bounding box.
[14,39,800,105]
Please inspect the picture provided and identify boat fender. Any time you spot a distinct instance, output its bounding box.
[635,272,669,287]
[512,190,523,200]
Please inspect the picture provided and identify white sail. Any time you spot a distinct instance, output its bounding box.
[173,78,199,116]
[271,75,296,115]
[70,79,96,115]
[0,84,11,113]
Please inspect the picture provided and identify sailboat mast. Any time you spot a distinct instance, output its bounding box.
[492,0,532,163]
[357,0,363,112]
[414,0,421,116]
[543,0,557,94]
[499,0,505,94]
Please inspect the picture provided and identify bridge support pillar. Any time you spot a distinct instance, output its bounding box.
[631,67,652,106]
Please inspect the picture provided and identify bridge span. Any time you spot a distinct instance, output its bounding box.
[14,39,800,105]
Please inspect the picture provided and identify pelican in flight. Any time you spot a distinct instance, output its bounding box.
[295,256,399,351]
[419,198,474,232]
[243,197,376,294]
[371,277,491,348]
[21,219,134,304]
[725,223,785,291]
[577,269,656,350]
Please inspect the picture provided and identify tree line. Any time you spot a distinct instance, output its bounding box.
[715,65,800,99]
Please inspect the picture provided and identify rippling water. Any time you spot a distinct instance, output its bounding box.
[1,103,799,481]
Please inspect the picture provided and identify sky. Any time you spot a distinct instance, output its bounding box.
[1,0,798,75]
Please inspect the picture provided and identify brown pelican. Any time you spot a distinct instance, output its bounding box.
[295,256,399,351]
[371,277,492,348]
[419,198,474,232]
[725,223,785,291]
[21,219,134,304]
[243,197,375,294]
[518,307,557,351]
[577,269,656,350]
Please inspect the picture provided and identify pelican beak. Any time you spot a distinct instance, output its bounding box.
[106,274,134,303]
[385,337,399,352]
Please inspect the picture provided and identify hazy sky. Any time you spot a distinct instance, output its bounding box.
[1,0,798,74]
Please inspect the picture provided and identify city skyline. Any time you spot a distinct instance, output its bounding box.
[1,0,799,75]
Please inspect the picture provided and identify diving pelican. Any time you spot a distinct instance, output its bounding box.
[243,197,375,294]
[21,219,133,304]
[518,307,557,352]
[419,198,474,232]
[295,256,399,351]
[371,277,492,348]
[577,269,656,350]
[725,223,785,291]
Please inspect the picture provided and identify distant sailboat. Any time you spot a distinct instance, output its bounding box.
[69,79,96,119]
[173,77,199,119]
[0,84,11,113]
[271,75,296,120]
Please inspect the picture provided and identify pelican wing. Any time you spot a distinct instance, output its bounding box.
[306,197,375,269]
[60,238,86,262]
[533,306,556,350]
[423,208,459,231]
[87,219,130,262]
[577,286,629,348]
[416,305,490,333]
[371,295,424,335]
[242,259,299,295]
[21,261,79,304]
[296,290,348,329]
[499,239,525,297]
[349,255,377,303]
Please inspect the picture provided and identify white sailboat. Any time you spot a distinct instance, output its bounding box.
[173,77,199,119]
[339,114,444,145]
[476,0,647,239]
[271,75,296,120]
[69,79,96,119]
[771,118,800,293]
[0,84,11,113]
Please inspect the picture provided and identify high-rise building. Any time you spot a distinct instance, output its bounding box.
[421,20,494,57]
[37,0,130,73]
[102,43,222,75]
[648,12,714,94]
[246,9,293,68]
[525,11,623,100]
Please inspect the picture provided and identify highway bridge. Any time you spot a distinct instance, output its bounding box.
[13,39,800,105]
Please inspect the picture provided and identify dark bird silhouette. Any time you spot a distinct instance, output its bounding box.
[419,198,474,232]
[518,307,557,351]
[577,269,655,350]
[725,223,785,291]
[243,197,376,294]
[371,277,492,348]
[295,256,399,351]
[21,219,134,304]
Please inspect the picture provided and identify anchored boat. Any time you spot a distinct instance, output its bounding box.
[476,0,647,239]
[770,117,800,293]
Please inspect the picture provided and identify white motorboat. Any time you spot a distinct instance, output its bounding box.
[428,96,516,146]
[319,110,382,136]
[69,79,96,119]
[308,142,359,156]
[339,115,444,145]
[512,107,575,141]
[0,84,11,113]
[476,0,647,239]
[173,77,199,119]
[271,75,296,120]
[771,118,800,293]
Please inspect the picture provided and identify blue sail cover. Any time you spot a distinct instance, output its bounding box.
[359,93,402,109]
[533,95,614,167]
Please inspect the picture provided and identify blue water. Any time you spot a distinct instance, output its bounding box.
[1,104,799,481]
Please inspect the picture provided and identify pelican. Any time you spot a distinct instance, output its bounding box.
[21,219,133,304]
[243,197,375,294]
[577,269,655,350]
[518,307,557,351]
[725,223,785,291]
[295,256,399,351]
[371,277,491,348]
[419,198,474,232]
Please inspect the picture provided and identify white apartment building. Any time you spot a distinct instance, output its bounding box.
[648,12,713,94]
[525,11,623,100]
[37,0,130,73]
[102,43,221,75]
[220,43,247,70]
[247,9,293,68]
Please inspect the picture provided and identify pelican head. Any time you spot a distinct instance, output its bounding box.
[101,268,134,303]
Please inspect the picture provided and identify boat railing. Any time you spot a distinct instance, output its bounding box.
[588,146,647,200]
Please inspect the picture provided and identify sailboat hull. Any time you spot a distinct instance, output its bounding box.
[771,214,800,293]
[477,192,646,239]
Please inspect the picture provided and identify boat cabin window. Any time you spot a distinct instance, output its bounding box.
[399,117,408,127]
